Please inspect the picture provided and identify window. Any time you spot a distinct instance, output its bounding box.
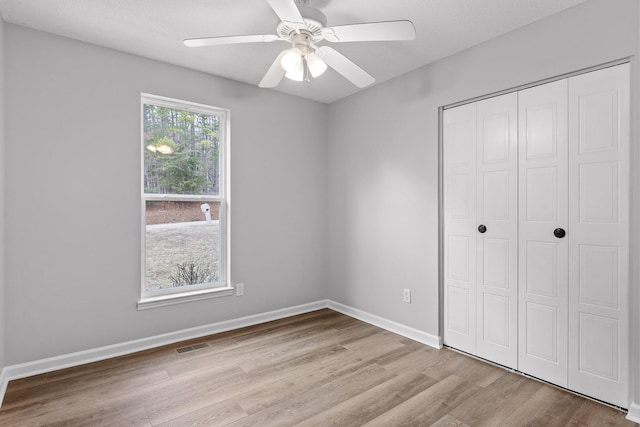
[139,94,230,308]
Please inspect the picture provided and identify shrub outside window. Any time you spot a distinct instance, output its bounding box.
[140,94,229,303]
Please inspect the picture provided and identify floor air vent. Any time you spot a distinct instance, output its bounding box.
[176,343,208,353]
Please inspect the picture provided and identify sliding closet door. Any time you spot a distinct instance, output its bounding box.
[567,64,629,407]
[517,79,569,386]
[443,103,477,354]
[475,94,518,368]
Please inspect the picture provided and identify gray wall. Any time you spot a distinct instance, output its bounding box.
[4,24,328,364]
[327,0,638,336]
[2,2,639,409]
[0,15,5,374]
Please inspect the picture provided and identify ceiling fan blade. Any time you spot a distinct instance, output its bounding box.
[321,20,416,43]
[184,34,280,47]
[316,46,374,88]
[259,50,288,88]
[265,0,306,29]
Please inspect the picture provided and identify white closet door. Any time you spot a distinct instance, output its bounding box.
[567,64,629,407]
[443,103,477,354]
[518,79,569,387]
[475,93,518,368]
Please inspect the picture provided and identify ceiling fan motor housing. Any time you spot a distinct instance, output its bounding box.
[276,6,326,43]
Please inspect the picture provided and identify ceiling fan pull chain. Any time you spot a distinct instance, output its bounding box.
[303,58,310,82]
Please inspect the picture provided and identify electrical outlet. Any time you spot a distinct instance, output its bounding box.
[235,283,244,296]
[403,288,411,303]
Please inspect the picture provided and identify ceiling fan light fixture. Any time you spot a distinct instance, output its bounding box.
[284,62,304,81]
[281,47,302,73]
[285,66,304,81]
[306,51,327,78]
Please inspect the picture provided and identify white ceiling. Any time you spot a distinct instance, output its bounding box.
[0,0,587,103]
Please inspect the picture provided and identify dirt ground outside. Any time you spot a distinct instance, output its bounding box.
[145,201,220,291]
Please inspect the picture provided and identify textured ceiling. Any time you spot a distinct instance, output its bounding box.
[0,0,587,103]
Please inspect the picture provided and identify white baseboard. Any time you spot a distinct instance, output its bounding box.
[327,301,442,349]
[1,300,328,386]
[0,367,7,409]
[0,299,442,408]
[627,402,640,423]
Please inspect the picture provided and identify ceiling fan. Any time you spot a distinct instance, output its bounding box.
[183,0,416,89]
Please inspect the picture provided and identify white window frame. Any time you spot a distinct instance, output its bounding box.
[138,93,231,310]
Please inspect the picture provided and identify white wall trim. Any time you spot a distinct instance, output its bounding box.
[0,367,8,409]
[627,402,640,423]
[0,301,327,385]
[327,301,443,349]
[0,299,442,407]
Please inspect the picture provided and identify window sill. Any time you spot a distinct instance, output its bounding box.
[137,286,234,310]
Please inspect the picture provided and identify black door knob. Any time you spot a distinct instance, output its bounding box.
[478,225,487,233]
[554,228,566,238]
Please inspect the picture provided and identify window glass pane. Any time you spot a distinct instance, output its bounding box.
[145,201,221,292]
[143,104,220,196]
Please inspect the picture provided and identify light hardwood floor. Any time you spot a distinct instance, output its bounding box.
[0,309,636,426]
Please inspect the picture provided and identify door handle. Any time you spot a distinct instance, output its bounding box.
[478,225,487,233]
[554,228,566,238]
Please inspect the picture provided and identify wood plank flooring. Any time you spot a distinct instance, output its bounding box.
[0,309,635,426]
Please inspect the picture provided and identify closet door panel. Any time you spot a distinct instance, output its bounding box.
[518,79,568,387]
[525,241,558,298]
[443,103,477,353]
[475,93,518,368]
[568,64,629,407]
[525,302,559,362]
[525,166,559,221]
